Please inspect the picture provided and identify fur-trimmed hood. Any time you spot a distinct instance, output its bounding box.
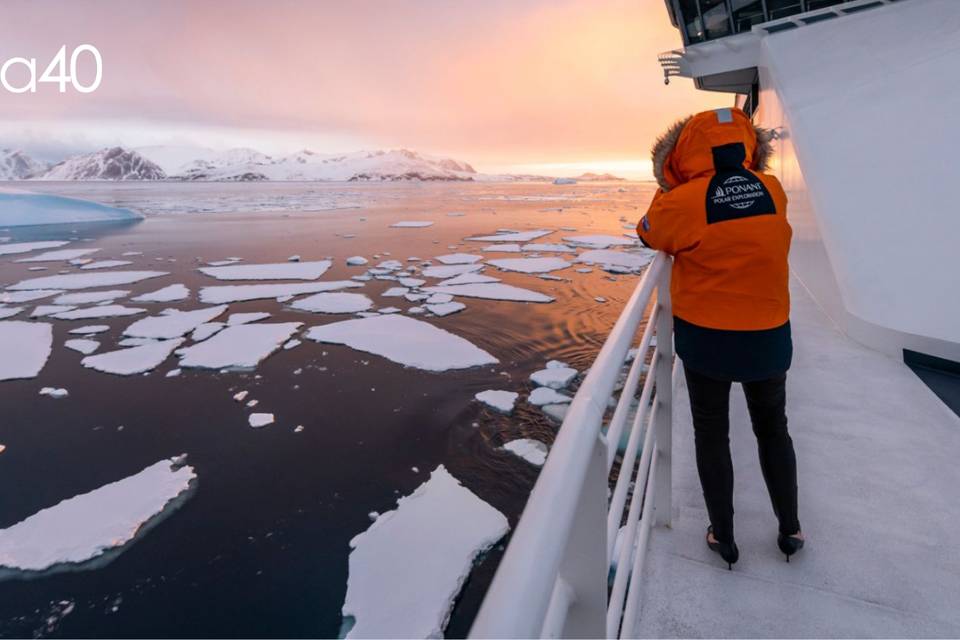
[651,108,772,191]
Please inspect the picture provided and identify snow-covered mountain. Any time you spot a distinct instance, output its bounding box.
[11,144,566,182]
[171,148,477,182]
[41,147,166,181]
[0,149,47,180]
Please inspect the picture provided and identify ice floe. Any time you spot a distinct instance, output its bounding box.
[481,243,523,253]
[291,292,374,314]
[381,287,408,298]
[529,387,572,406]
[467,230,553,243]
[0,456,194,574]
[426,301,465,317]
[530,362,578,389]
[341,465,508,639]
[0,321,52,381]
[178,323,302,370]
[0,241,70,256]
[52,305,147,320]
[306,314,497,372]
[249,413,275,428]
[64,339,99,355]
[542,403,570,423]
[563,234,636,249]
[198,281,361,304]
[69,325,109,335]
[198,260,331,281]
[501,439,548,466]
[424,283,554,303]
[81,260,133,270]
[53,290,130,305]
[487,257,571,274]
[227,312,271,325]
[398,277,426,288]
[7,271,168,291]
[390,221,435,228]
[132,284,190,303]
[434,253,483,265]
[521,243,575,253]
[346,256,368,266]
[1,290,63,304]
[16,248,100,263]
[31,305,75,318]
[124,306,228,339]
[39,387,69,399]
[191,322,224,341]
[475,390,518,413]
[435,273,500,287]
[421,264,484,279]
[0,307,23,319]
[82,339,185,375]
[574,249,654,273]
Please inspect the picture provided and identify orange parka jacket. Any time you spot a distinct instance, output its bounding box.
[637,108,791,332]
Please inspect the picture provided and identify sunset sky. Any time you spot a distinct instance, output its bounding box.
[0,0,728,178]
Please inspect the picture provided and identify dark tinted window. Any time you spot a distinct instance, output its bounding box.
[699,0,733,39]
[731,0,766,33]
[765,0,805,20]
[677,0,706,43]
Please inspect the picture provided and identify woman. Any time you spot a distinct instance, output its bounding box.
[636,107,804,569]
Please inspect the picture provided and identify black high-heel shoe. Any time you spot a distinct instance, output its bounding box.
[777,531,805,562]
[706,525,739,570]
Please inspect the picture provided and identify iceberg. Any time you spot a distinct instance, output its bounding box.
[341,465,509,639]
[306,314,497,372]
[0,456,194,575]
[0,189,143,228]
[0,321,52,381]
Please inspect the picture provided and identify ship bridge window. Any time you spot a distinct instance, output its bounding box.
[732,1,766,33]
[671,0,884,45]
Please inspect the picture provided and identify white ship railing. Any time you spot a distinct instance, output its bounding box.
[470,252,675,639]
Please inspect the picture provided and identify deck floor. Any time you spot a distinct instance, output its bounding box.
[632,276,960,638]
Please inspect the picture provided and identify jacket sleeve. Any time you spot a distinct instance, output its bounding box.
[636,188,700,255]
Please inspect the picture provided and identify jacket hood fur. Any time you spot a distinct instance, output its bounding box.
[651,113,773,191]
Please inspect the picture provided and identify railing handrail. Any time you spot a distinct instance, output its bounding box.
[470,251,673,639]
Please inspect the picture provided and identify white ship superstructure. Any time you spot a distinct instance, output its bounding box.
[470,1,960,637]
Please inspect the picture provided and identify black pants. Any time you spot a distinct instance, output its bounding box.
[684,366,800,544]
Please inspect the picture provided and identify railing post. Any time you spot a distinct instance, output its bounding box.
[554,433,608,638]
[653,261,673,527]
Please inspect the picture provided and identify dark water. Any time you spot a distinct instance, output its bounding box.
[0,181,655,638]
